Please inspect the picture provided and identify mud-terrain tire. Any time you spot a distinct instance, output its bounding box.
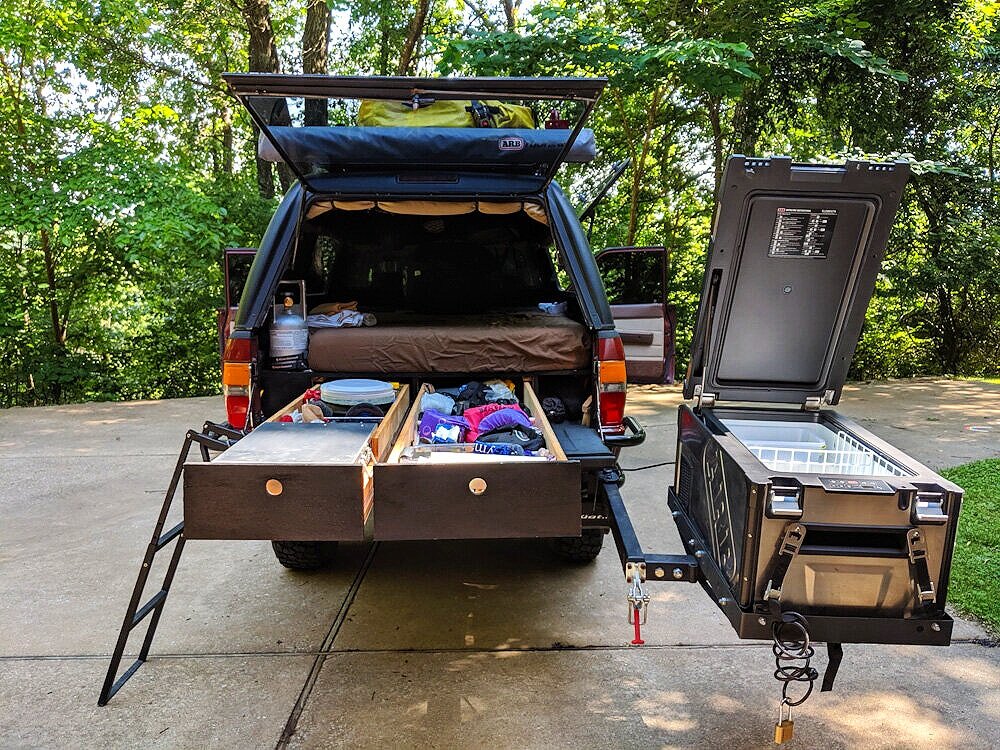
[271,541,339,570]
[548,529,605,563]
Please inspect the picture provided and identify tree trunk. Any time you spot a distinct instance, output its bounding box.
[397,0,431,75]
[625,89,663,246]
[302,0,330,126]
[502,0,518,31]
[706,96,724,201]
[40,229,66,402]
[244,0,292,197]
[221,105,234,175]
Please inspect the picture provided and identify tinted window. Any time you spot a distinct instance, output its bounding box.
[225,250,256,307]
[298,210,561,313]
[598,250,664,305]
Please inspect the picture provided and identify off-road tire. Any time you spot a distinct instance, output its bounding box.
[548,529,605,563]
[271,540,339,570]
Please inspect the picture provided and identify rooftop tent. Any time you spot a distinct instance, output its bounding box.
[223,74,608,191]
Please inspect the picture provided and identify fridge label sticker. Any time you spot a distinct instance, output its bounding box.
[768,207,838,258]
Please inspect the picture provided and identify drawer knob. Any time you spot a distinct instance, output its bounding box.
[265,479,283,496]
[468,477,487,496]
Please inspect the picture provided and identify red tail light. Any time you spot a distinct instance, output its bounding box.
[597,334,627,434]
[222,336,256,430]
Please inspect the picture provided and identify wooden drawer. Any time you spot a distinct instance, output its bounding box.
[185,459,370,540]
[373,382,581,540]
[183,385,409,540]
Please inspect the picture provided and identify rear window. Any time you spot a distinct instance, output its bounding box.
[295,205,562,314]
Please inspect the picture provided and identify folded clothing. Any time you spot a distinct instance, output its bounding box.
[475,425,545,452]
[463,403,528,442]
[418,409,470,443]
[420,391,456,416]
[476,407,532,436]
[307,310,377,328]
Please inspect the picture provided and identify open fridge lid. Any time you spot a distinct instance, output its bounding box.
[684,156,910,408]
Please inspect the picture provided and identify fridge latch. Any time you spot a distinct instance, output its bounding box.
[913,491,948,524]
[906,528,937,604]
[768,486,803,518]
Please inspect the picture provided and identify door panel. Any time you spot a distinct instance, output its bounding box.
[595,247,674,384]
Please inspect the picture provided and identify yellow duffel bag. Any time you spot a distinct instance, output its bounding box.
[358,99,536,128]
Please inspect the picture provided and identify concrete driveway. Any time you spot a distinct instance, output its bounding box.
[1,378,997,749]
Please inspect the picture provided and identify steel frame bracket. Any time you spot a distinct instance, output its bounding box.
[603,479,700,585]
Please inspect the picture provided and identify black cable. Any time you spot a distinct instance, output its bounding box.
[771,612,819,707]
[621,460,675,472]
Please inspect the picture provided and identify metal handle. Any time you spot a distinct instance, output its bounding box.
[603,415,646,448]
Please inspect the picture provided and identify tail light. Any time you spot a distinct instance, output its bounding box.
[597,334,627,433]
[222,336,256,430]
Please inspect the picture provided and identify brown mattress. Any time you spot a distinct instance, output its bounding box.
[307,310,591,374]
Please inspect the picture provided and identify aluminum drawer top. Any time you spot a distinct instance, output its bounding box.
[212,421,376,464]
[684,156,910,408]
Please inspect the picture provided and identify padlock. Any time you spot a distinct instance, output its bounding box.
[774,700,794,744]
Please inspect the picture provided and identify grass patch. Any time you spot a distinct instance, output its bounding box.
[940,459,1000,632]
[958,376,1000,385]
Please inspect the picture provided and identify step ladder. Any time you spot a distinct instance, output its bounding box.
[97,421,242,706]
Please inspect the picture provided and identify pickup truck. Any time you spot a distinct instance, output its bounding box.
[188,75,671,570]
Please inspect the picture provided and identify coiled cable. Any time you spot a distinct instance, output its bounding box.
[771,611,819,706]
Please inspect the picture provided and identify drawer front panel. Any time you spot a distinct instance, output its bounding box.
[374,461,580,540]
[183,462,366,540]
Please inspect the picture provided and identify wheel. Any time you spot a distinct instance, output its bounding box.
[271,540,339,570]
[548,529,605,563]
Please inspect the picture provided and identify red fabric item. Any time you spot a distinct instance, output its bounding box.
[278,414,294,423]
[303,388,321,401]
[463,402,527,442]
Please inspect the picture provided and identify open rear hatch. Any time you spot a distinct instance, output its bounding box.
[223,74,607,192]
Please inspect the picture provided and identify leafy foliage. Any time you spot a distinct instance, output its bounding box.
[0,0,997,408]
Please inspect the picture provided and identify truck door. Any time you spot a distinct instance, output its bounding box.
[595,246,675,384]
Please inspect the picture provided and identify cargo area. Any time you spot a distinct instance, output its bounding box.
[284,200,590,377]
[720,417,909,476]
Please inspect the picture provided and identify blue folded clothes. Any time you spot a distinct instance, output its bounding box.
[420,391,456,415]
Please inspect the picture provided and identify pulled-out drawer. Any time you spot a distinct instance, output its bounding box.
[373,382,581,540]
[183,385,410,540]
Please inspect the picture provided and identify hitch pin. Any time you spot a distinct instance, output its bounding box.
[626,564,649,645]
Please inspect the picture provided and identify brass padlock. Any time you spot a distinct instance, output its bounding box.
[774,701,794,744]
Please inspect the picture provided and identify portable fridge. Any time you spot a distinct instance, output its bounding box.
[669,156,964,645]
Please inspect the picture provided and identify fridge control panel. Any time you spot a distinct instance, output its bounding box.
[819,477,895,494]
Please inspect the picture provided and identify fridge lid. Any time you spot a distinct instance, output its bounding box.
[684,156,910,408]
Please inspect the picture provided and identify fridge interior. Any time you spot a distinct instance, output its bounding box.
[720,418,908,476]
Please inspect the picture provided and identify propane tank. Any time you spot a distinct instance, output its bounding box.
[269,296,308,369]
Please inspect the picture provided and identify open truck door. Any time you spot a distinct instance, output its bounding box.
[596,246,676,383]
